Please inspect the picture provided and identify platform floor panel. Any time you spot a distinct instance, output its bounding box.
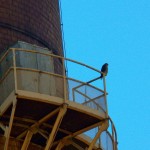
[0,91,106,148]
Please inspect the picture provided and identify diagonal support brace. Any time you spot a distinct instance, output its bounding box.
[20,107,61,150]
[55,140,66,150]
[21,130,34,150]
[0,122,6,132]
[87,120,109,150]
[4,97,17,150]
[17,107,60,140]
[44,103,68,150]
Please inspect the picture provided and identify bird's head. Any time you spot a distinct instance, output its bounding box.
[105,63,108,66]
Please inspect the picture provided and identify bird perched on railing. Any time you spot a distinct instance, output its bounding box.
[100,63,108,78]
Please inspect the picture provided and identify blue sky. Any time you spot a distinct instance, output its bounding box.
[61,1,150,150]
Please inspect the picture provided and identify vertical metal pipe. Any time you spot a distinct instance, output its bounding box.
[62,57,67,103]
[103,76,108,117]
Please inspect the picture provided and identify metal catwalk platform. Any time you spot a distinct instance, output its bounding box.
[0,47,117,150]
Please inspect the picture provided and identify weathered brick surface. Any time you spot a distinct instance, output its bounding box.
[0,0,63,55]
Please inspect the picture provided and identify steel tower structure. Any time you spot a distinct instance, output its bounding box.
[0,1,118,149]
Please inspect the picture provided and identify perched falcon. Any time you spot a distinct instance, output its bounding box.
[100,63,108,78]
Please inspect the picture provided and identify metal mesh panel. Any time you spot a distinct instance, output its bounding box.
[67,79,83,101]
[84,130,114,150]
[100,131,113,150]
[67,78,106,112]
[0,70,14,104]
[0,51,14,104]
[91,96,106,112]
[0,51,13,79]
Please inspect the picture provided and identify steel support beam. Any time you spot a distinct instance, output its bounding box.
[21,130,33,150]
[17,107,60,139]
[4,97,17,150]
[3,115,72,135]
[38,129,49,139]
[103,77,108,117]
[55,139,73,150]
[20,107,61,150]
[0,92,15,117]
[71,141,85,150]
[0,122,6,131]
[55,140,65,150]
[53,121,103,147]
[87,120,109,150]
[44,104,67,150]
[56,139,85,150]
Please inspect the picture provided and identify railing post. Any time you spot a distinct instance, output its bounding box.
[62,57,67,103]
[103,76,108,117]
[12,49,18,93]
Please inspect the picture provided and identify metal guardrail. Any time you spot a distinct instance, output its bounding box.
[0,48,118,150]
[0,48,108,115]
[84,118,118,150]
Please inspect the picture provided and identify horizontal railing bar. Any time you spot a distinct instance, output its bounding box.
[1,49,103,85]
[16,67,64,79]
[83,99,106,114]
[8,48,103,74]
[10,48,64,60]
[15,67,104,94]
[0,49,105,93]
[82,94,105,105]
[15,68,104,98]
[73,89,91,100]
[65,57,102,74]
[71,80,105,93]
[72,83,86,91]
[0,67,105,108]
[91,100,106,113]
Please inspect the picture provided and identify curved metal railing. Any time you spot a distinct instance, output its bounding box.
[0,47,118,150]
[100,118,118,150]
[0,48,108,115]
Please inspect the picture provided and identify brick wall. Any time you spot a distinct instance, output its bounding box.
[0,0,63,56]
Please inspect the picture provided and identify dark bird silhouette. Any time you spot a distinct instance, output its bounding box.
[100,63,108,78]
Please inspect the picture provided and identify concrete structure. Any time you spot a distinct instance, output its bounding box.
[0,1,118,150]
